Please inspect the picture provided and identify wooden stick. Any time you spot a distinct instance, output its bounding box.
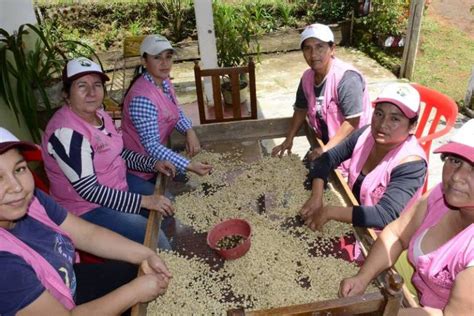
[131,173,167,316]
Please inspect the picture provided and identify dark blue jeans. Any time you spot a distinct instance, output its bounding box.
[80,173,171,250]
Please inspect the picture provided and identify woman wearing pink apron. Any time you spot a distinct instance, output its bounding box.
[301,83,427,231]
[0,127,171,315]
[340,119,474,314]
[121,34,212,180]
[272,23,372,177]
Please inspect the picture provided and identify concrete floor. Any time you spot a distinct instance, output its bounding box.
[166,48,468,190]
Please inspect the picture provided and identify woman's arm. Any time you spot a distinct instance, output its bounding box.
[272,109,307,158]
[129,96,190,173]
[352,159,427,228]
[339,192,430,297]
[17,212,172,316]
[301,126,367,228]
[17,273,169,316]
[47,128,142,214]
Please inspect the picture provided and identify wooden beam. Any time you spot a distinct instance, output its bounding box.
[400,0,425,80]
[228,292,385,316]
[169,117,306,147]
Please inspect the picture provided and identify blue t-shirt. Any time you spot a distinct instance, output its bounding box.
[0,189,76,315]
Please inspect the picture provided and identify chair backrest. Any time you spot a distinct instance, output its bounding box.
[23,148,50,194]
[194,58,258,124]
[411,83,458,192]
[107,36,146,106]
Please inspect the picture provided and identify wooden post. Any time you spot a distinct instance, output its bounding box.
[464,66,474,118]
[399,0,425,80]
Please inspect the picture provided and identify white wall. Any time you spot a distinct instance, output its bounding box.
[0,0,36,33]
[0,0,36,141]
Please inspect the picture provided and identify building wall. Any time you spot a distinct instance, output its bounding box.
[0,0,37,141]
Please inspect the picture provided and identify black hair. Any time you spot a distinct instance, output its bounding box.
[123,52,148,98]
[409,115,419,126]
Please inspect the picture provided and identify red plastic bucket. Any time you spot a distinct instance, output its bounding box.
[207,218,252,260]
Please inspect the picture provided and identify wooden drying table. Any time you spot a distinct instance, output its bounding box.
[131,118,415,316]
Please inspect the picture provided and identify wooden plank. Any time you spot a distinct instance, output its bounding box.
[248,58,258,119]
[169,117,306,147]
[193,61,207,124]
[130,174,167,316]
[230,72,242,118]
[228,292,385,316]
[212,75,224,121]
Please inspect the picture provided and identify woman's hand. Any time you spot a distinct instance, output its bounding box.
[141,194,174,216]
[338,274,370,298]
[271,138,293,158]
[154,160,176,178]
[307,146,325,161]
[304,205,331,231]
[187,161,213,176]
[300,195,323,221]
[129,274,170,303]
[185,129,201,157]
[141,254,172,279]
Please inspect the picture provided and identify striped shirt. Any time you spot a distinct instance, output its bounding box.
[128,71,192,173]
[46,120,159,214]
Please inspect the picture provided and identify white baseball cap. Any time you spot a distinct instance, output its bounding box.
[62,57,109,84]
[374,82,420,119]
[140,34,176,56]
[0,127,38,155]
[300,23,335,47]
[434,119,474,163]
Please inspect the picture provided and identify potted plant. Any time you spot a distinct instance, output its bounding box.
[0,23,101,142]
[213,2,261,105]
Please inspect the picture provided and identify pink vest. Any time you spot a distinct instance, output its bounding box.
[121,76,180,179]
[348,127,426,208]
[302,57,372,176]
[0,197,76,310]
[408,184,474,309]
[42,106,129,216]
[302,57,372,139]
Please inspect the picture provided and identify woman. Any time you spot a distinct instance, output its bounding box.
[121,34,212,180]
[0,127,171,315]
[272,23,373,175]
[42,57,174,248]
[339,119,474,314]
[301,82,427,230]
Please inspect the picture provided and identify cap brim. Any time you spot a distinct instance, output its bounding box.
[145,47,176,56]
[374,97,418,119]
[65,71,110,84]
[0,141,39,155]
[434,142,474,163]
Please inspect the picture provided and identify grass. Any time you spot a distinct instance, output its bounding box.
[413,14,474,105]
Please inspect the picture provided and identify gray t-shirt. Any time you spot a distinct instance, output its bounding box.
[293,70,365,143]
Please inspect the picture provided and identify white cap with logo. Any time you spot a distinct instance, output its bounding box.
[140,34,176,56]
[62,57,109,84]
[300,23,335,47]
[374,82,420,119]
